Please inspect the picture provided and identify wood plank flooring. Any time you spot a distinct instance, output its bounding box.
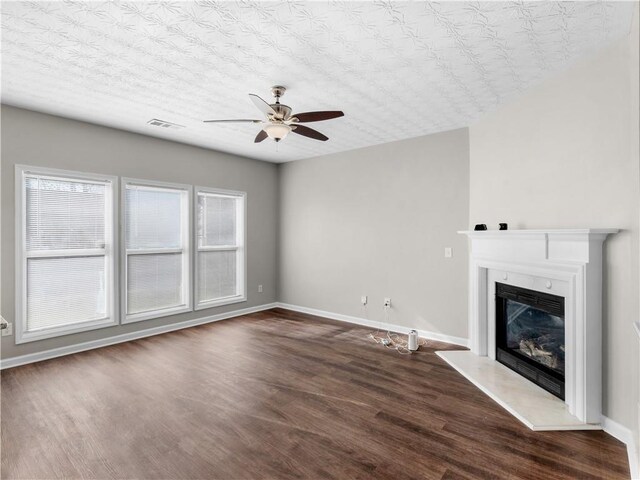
[1,308,630,479]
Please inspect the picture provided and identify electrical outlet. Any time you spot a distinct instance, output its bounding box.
[384,298,391,308]
[258,284,263,293]
[361,295,368,305]
[1,322,13,337]
[444,247,453,258]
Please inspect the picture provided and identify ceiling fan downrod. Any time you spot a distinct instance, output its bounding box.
[271,85,286,104]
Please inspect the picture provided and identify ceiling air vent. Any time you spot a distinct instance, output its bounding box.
[147,119,184,130]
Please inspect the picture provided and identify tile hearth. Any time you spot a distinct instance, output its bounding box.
[436,350,601,431]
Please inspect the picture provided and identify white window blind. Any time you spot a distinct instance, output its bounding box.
[195,188,246,309]
[17,167,117,343]
[124,181,191,322]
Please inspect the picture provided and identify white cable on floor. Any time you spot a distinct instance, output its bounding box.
[367,306,429,355]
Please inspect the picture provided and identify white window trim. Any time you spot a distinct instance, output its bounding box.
[121,178,193,324]
[14,165,119,344]
[194,186,247,311]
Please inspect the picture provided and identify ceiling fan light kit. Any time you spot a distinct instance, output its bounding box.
[264,123,291,142]
[204,86,344,145]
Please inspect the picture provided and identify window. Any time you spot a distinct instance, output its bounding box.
[195,187,246,309]
[15,169,244,340]
[15,166,117,343]
[123,179,192,322]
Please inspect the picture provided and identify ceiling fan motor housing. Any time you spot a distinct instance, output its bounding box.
[270,104,292,121]
[269,86,291,120]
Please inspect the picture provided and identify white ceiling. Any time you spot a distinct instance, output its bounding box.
[1,2,636,163]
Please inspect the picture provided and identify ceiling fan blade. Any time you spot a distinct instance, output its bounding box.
[204,119,261,123]
[291,111,344,123]
[291,124,328,141]
[249,94,276,117]
[254,130,268,143]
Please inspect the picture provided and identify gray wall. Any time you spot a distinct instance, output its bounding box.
[1,105,279,359]
[278,129,470,339]
[469,13,639,442]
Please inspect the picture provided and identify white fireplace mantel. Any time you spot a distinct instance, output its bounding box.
[438,228,617,430]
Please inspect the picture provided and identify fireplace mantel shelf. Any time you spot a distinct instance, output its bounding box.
[458,228,618,238]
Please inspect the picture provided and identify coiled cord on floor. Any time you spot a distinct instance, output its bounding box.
[366,306,428,355]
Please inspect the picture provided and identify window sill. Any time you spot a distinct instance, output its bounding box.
[123,305,193,324]
[17,316,118,344]
[195,295,247,311]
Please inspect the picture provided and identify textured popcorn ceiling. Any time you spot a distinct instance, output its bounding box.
[1,1,636,163]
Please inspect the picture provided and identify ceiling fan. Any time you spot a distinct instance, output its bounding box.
[203,86,344,143]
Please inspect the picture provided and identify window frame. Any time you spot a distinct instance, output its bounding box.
[121,178,193,324]
[194,186,247,311]
[15,165,119,344]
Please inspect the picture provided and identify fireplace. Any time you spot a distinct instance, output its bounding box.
[440,229,616,428]
[495,283,565,399]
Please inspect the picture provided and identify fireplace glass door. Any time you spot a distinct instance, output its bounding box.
[505,299,565,375]
[496,283,565,399]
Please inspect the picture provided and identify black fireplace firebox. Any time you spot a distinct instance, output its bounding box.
[495,283,565,400]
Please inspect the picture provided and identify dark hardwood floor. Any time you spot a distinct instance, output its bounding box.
[1,308,630,479]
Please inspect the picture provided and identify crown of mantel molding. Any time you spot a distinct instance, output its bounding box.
[459,228,619,265]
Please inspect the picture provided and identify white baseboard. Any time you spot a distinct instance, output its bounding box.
[275,302,469,348]
[601,416,639,480]
[0,303,278,370]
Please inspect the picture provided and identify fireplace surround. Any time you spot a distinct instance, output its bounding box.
[438,229,617,430]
